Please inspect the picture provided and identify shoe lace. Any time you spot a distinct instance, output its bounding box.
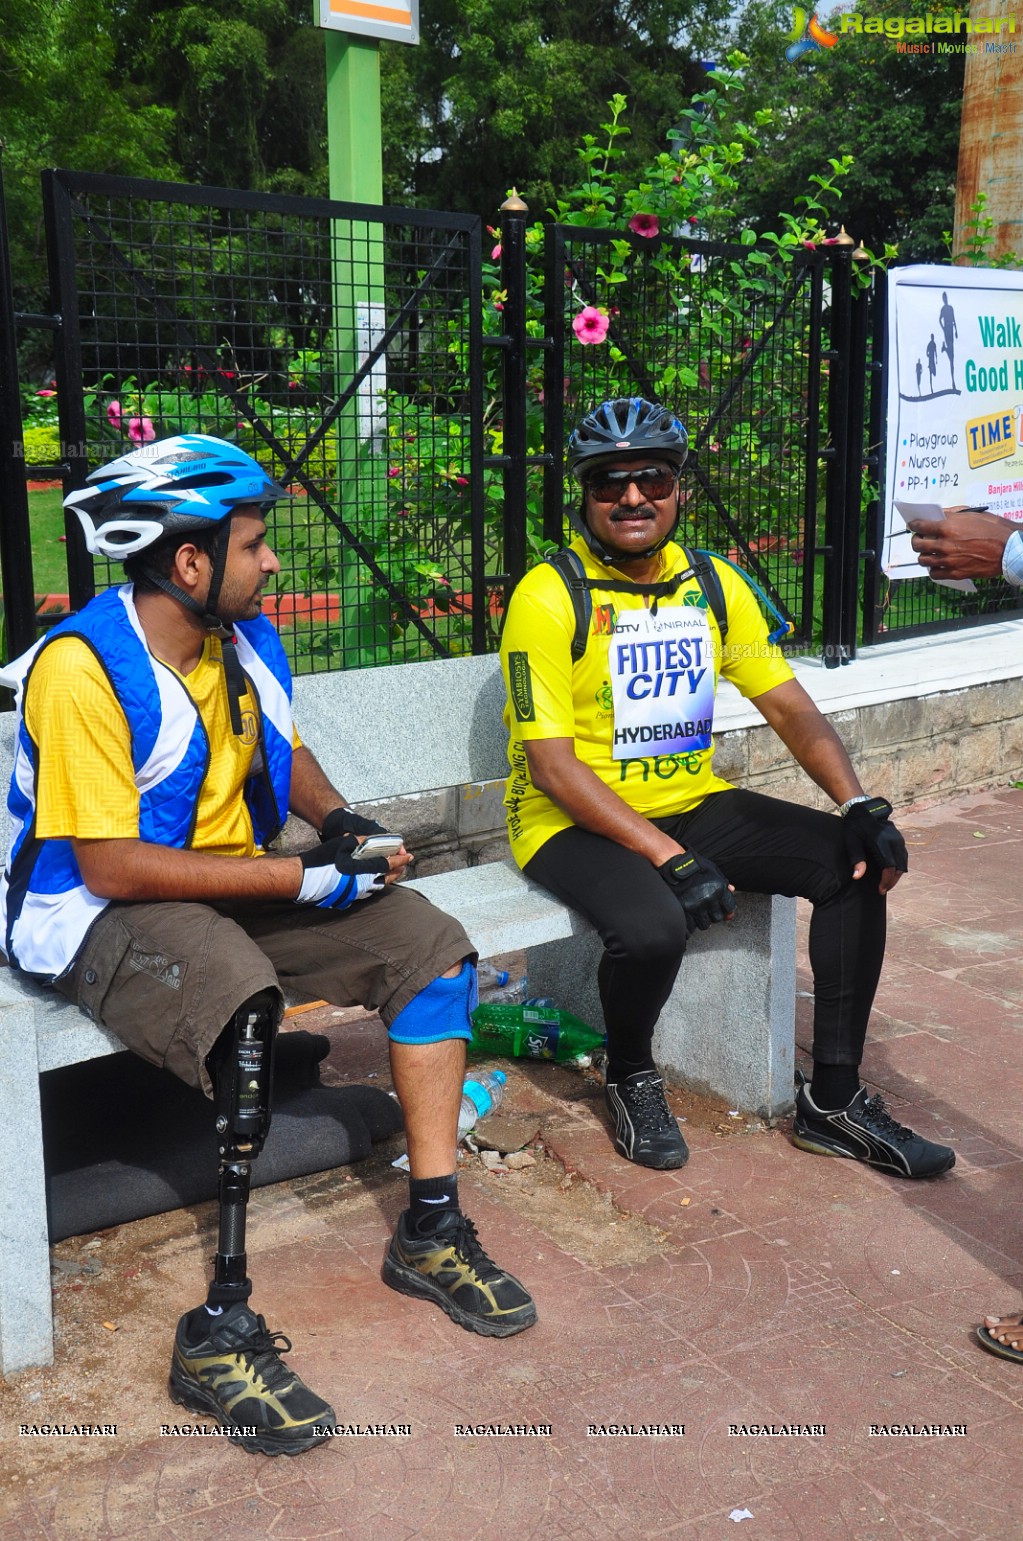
[238,1315,295,1390]
[448,1214,499,1278]
[859,1094,913,1145]
[626,1077,675,1131]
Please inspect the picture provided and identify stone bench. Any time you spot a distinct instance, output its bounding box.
[0,650,794,1375]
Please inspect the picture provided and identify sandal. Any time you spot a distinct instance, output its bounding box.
[977,1312,1023,1363]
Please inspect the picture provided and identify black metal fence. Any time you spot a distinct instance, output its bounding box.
[535,220,827,649]
[4,164,1021,675]
[20,170,487,671]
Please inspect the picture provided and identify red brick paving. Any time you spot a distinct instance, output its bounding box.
[3,787,1023,1538]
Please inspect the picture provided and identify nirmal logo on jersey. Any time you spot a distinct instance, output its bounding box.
[786,7,839,60]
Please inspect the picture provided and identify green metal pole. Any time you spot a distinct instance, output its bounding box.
[324,31,391,663]
[325,33,383,206]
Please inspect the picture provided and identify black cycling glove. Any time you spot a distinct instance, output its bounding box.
[320,806,386,842]
[296,836,390,910]
[658,849,736,935]
[841,796,908,873]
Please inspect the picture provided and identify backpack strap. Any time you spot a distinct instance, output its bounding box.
[686,547,728,645]
[545,548,593,663]
[545,546,729,663]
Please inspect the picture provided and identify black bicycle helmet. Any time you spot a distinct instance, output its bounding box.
[567,398,689,563]
[567,397,689,479]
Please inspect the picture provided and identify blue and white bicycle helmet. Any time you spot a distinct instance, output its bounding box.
[65,434,285,736]
[65,434,285,628]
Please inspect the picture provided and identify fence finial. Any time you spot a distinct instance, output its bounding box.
[500,190,528,214]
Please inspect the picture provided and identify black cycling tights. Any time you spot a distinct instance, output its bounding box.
[524,788,887,1073]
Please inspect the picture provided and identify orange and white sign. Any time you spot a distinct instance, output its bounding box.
[318,0,419,43]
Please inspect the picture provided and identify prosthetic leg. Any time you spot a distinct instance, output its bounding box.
[169,989,337,1453]
[205,989,278,1307]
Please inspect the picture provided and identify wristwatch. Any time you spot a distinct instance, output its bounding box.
[838,795,872,817]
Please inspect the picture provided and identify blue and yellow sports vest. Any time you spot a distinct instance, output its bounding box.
[0,585,294,981]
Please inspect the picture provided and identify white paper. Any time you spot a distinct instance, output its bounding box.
[889,501,977,593]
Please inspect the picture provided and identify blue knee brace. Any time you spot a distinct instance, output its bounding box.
[388,960,477,1045]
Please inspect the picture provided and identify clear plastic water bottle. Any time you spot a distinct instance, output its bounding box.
[470,1002,606,1067]
[477,961,527,1004]
[457,1069,507,1143]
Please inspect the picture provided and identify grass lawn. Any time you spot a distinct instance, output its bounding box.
[28,489,70,597]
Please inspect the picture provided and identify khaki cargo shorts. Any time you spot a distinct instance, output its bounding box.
[55,886,473,1095]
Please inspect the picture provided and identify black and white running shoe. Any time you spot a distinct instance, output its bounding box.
[792,1081,955,1178]
[605,1072,689,1169]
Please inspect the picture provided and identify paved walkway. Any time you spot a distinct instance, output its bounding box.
[2,787,1023,1540]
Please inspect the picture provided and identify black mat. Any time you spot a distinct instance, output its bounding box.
[41,1031,404,1241]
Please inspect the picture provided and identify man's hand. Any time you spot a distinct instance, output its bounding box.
[320,806,385,841]
[907,509,1015,581]
[658,849,736,935]
[296,835,391,909]
[842,797,907,895]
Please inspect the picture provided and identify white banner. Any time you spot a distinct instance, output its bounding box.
[883,263,1023,580]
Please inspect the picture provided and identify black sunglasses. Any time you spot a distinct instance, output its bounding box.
[583,466,679,503]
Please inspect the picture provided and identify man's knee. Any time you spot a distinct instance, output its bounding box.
[388,959,476,1045]
[611,906,690,969]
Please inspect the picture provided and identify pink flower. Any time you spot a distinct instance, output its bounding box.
[628,213,660,239]
[388,466,402,478]
[107,400,122,426]
[572,306,610,345]
[455,475,469,486]
[36,388,56,398]
[491,243,502,261]
[803,240,817,250]
[127,416,156,444]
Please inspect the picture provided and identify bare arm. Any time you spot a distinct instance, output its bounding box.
[749,678,864,805]
[523,738,683,866]
[288,744,348,830]
[73,837,304,902]
[907,510,1016,580]
[750,678,901,894]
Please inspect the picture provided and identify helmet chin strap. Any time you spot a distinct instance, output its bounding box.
[577,496,681,566]
[141,525,247,737]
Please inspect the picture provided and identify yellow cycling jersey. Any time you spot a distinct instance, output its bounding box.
[499,536,794,866]
[26,634,299,857]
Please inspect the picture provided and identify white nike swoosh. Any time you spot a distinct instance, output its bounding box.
[420,1195,450,1204]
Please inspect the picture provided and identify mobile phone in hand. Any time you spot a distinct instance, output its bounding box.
[351,834,404,860]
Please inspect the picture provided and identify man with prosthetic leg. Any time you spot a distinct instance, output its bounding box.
[499,398,956,1181]
[0,435,534,1459]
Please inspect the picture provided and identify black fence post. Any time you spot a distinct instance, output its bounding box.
[861,267,887,647]
[542,224,568,546]
[840,247,871,662]
[0,158,37,662]
[499,193,529,593]
[821,240,853,667]
[41,171,93,612]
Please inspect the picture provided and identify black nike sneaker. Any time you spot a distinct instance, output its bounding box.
[792,1082,956,1178]
[605,1072,690,1169]
[169,1302,336,1455]
[382,1209,537,1337]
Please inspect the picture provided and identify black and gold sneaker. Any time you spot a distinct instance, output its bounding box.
[169,1303,336,1455]
[382,1209,537,1338]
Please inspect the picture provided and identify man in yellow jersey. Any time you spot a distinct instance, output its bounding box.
[501,398,954,1180]
[0,435,534,1458]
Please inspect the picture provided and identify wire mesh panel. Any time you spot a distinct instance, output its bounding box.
[44,171,484,671]
[542,226,825,646]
